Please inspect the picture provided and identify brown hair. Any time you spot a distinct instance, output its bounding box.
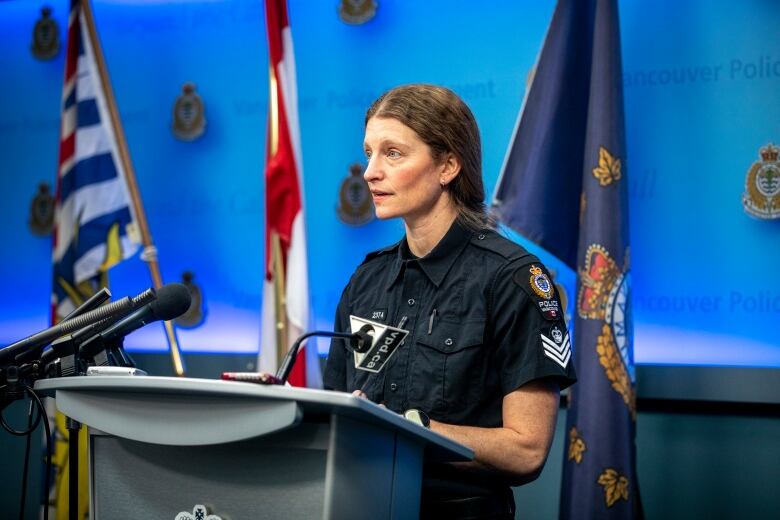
[365,84,493,230]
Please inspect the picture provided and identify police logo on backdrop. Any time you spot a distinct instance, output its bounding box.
[31,6,60,60]
[338,0,378,25]
[174,271,205,328]
[578,244,635,416]
[28,182,55,236]
[742,143,780,220]
[172,83,206,141]
[337,163,374,225]
[174,504,222,520]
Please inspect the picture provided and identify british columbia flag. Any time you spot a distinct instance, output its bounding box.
[52,0,139,320]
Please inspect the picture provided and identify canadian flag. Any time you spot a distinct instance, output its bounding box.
[259,0,321,388]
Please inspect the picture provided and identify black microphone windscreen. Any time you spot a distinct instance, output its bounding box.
[149,283,191,321]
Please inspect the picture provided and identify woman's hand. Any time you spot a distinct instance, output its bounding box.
[351,389,386,408]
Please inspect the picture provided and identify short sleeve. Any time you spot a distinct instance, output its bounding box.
[490,260,577,395]
[323,284,351,391]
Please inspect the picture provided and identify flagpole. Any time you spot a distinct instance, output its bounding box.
[81,0,185,376]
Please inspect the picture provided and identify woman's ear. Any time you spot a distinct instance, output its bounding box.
[439,153,461,187]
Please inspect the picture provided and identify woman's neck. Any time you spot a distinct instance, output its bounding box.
[403,205,458,258]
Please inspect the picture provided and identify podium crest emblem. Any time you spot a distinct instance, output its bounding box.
[742,143,780,220]
[175,505,222,520]
[172,83,206,141]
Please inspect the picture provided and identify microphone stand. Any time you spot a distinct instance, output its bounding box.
[276,331,370,384]
[67,417,80,520]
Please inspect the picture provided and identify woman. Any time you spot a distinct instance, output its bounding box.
[324,84,576,519]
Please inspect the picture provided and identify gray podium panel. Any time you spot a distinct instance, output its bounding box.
[91,425,329,519]
[35,377,473,520]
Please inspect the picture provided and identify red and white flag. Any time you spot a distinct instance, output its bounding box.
[259,0,321,388]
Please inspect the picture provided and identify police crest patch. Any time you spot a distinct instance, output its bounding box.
[529,265,554,299]
[513,264,562,320]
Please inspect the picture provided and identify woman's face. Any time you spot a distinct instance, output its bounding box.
[363,116,452,223]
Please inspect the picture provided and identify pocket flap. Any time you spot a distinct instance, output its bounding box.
[417,320,484,353]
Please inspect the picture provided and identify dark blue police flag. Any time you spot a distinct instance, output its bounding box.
[492,0,642,518]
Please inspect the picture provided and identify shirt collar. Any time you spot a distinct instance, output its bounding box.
[386,219,473,290]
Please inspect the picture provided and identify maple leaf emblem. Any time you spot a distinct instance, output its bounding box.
[597,468,630,507]
[567,427,586,464]
[592,146,622,186]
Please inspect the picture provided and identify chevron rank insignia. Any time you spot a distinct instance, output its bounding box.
[541,325,571,368]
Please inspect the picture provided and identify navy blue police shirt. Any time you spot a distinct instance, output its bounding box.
[324,219,576,430]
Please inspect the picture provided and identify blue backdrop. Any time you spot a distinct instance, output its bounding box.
[1,0,778,368]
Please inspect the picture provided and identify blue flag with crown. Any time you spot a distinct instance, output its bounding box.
[492,0,642,517]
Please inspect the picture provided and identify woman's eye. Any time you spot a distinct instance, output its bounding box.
[365,150,372,159]
[387,150,401,158]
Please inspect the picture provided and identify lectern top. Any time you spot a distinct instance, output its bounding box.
[35,375,473,461]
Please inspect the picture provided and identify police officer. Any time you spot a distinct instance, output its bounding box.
[324,84,576,519]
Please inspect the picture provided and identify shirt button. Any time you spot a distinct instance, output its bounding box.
[407,298,415,306]
[390,382,398,392]
[445,338,453,346]
[478,234,485,240]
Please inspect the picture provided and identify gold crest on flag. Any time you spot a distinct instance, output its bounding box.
[172,83,206,141]
[742,143,780,220]
[337,163,374,225]
[338,0,378,25]
[31,6,60,60]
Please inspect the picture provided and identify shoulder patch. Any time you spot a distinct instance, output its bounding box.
[513,263,563,321]
[471,230,532,261]
[360,241,401,266]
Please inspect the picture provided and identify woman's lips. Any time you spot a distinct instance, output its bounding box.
[371,190,391,202]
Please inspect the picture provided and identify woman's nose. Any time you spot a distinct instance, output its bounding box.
[363,157,382,182]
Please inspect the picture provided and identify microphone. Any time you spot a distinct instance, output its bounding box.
[61,287,112,321]
[78,283,191,360]
[39,288,157,366]
[0,296,134,368]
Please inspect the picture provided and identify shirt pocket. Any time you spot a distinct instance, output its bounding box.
[411,320,486,415]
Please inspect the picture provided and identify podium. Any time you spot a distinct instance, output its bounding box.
[35,376,473,519]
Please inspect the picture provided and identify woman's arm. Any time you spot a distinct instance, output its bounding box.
[430,378,560,486]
